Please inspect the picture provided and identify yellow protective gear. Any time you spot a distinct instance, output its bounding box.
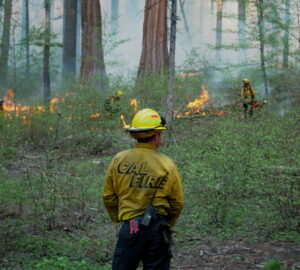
[102,143,184,227]
[127,108,167,132]
[241,84,256,103]
[116,90,123,97]
[243,78,250,84]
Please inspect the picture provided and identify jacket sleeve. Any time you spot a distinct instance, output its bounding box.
[251,86,256,98]
[168,166,184,227]
[241,88,244,99]
[102,159,119,222]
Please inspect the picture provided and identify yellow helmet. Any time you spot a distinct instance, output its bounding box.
[243,78,250,84]
[116,90,123,97]
[127,108,167,132]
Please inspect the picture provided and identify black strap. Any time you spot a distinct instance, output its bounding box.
[244,85,254,99]
[149,173,169,205]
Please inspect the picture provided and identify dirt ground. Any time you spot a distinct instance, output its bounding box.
[172,240,300,270]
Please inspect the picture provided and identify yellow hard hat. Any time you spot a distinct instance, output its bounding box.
[127,108,167,132]
[116,90,123,97]
[243,78,250,83]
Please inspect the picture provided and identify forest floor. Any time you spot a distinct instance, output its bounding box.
[1,105,300,270]
[172,239,300,269]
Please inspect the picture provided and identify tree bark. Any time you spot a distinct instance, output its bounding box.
[211,0,215,13]
[43,0,51,104]
[111,0,119,33]
[297,0,300,53]
[283,0,290,69]
[238,0,247,61]
[166,0,177,125]
[256,0,269,98]
[24,0,30,75]
[215,0,223,61]
[179,0,190,40]
[76,0,81,74]
[0,0,13,87]
[62,0,77,79]
[136,0,169,81]
[80,0,107,89]
[200,0,205,35]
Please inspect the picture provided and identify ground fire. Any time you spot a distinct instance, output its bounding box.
[176,85,225,118]
[1,88,65,117]
[1,89,141,129]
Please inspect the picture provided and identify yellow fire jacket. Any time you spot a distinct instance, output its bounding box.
[241,85,256,103]
[102,143,184,227]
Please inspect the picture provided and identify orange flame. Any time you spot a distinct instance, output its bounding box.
[90,113,101,118]
[2,89,66,116]
[186,85,209,109]
[130,99,138,112]
[3,89,16,112]
[176,85,225,118]
[120,115,130,129]
[50,96,60,113]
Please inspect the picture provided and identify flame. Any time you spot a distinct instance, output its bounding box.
[120,115,130,129]
[176,85,225,118]
[3,89,16,112]
[186,85,209,109]
[2,89,67,117]
[130,99,138,112]
[90,113,101,118]
[179,72,200,78]
[50,96,60,112]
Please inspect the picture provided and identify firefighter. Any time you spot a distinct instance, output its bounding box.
[104,90,123,113]
[241,78,256,118]
[102,108,184,270]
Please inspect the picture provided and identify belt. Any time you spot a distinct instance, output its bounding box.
[122,215,143,224]
[122,214,167,224]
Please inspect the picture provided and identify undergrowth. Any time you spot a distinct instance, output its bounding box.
[0,76,299,269]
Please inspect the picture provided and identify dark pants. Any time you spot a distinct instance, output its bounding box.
[112,216,172,270]
[243,101,253,118]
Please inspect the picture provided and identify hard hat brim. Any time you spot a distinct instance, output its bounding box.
[126,126,167,132]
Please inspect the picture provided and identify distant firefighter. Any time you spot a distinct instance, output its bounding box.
[241,78,256,118]
[105,90,123,113]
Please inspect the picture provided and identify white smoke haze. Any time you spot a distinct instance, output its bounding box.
[9,0,258,75]
[3,0,298,113]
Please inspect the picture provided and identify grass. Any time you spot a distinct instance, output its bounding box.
[0,78,299,268]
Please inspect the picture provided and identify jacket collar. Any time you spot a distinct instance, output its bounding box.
[135,143,158,151]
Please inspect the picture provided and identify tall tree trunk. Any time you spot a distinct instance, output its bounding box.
[62,0,77,79]
[136,0,169,82]
[76,0,81,74]
[166,0,177,124]
[283,0,290,69]
[200,0,205,35]
[0,0,13,88]
[215,0,223,61]
[43,0,51,104]
[179,0,191,40]
[256,0,269,98]
[25,0,30,75]
[211,0,215,13]
[80,0,107,89]
[238,0,247,61]
[297,0,300,53]
[111,0,119,33]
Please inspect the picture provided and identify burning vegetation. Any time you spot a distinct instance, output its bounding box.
[176,85,225,118]
[1,89,139,129]
[1,86,230,131]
